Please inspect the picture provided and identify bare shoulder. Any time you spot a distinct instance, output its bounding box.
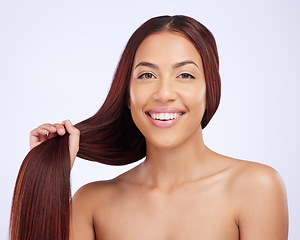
[228,158,286,195]
[72,164,141,210]
[219,155,288,205]
[210,151,286,193]
[70,180,121,239]
[222,156,289,239]
[72,179,120,207]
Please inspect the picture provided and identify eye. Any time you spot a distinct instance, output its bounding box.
[138,73,156,79]
[178,73,195,79]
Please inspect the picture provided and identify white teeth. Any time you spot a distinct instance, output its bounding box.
[150,112,182,121]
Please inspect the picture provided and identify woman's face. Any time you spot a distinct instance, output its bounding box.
[129,31,206,149]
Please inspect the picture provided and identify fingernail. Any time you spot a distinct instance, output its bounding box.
[67,119,73,125]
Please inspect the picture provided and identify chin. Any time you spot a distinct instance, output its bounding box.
[146,136,183,150]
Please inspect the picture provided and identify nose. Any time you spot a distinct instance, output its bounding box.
[153,79,177,103]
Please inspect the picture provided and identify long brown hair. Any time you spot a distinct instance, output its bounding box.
[10,15,221,240]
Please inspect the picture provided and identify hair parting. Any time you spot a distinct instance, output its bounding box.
[10,15,221,240]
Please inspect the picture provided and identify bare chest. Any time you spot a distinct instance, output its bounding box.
[93,183,239,240]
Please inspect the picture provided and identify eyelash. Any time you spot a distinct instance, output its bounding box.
[138,73,156,79]
[137,73,195,80]
[178,73,195,79]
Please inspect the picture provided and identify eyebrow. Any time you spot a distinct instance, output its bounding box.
[134,61,159,69]
[173,61,199,69]
[134,60,199,69]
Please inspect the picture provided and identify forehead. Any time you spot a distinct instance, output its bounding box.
[134,31,202,66]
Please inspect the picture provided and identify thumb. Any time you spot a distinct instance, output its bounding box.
[63,120,80,169]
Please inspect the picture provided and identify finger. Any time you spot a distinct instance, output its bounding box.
[64,120,80,167]
[52,123,66,136]
[29,133,47,150]
[48,132,58,139]
[64,120,80,149]
[30,127,50,144]
[30,124,59,149]
[37,123,57,133]
[34,127,49,137]
[31,125,51,137]
[38,125,57,140]
[38,123,65,139]
[37,130,49,142]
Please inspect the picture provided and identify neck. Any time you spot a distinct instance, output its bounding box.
[140,128,211,190]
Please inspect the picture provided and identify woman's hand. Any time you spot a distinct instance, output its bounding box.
[30,120,80,169]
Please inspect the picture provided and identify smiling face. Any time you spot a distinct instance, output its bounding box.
[129,31,206,149]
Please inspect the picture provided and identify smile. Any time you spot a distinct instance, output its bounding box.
[147,112,184,121]
[145,108,186,128]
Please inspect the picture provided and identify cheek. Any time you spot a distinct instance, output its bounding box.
[129,83,146,109]
[129,84,150,136]
[129,83,153,120]
[181,83,206,110]
[197,86,206,109]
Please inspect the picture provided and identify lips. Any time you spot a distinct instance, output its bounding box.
[145,108,186,128]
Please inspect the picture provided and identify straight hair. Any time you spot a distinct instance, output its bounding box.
[10,15,221,240]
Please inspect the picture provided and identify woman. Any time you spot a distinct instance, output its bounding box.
[10,15,288,240]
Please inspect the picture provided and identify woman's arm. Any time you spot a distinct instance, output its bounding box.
[237,164,289,240]
[70,186,96,240]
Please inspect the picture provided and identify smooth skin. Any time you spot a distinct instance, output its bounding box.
[30,32,288,239]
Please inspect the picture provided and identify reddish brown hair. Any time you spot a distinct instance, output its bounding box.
[10,15,221,239]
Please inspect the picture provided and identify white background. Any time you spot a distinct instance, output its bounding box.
[0,0,299,239]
